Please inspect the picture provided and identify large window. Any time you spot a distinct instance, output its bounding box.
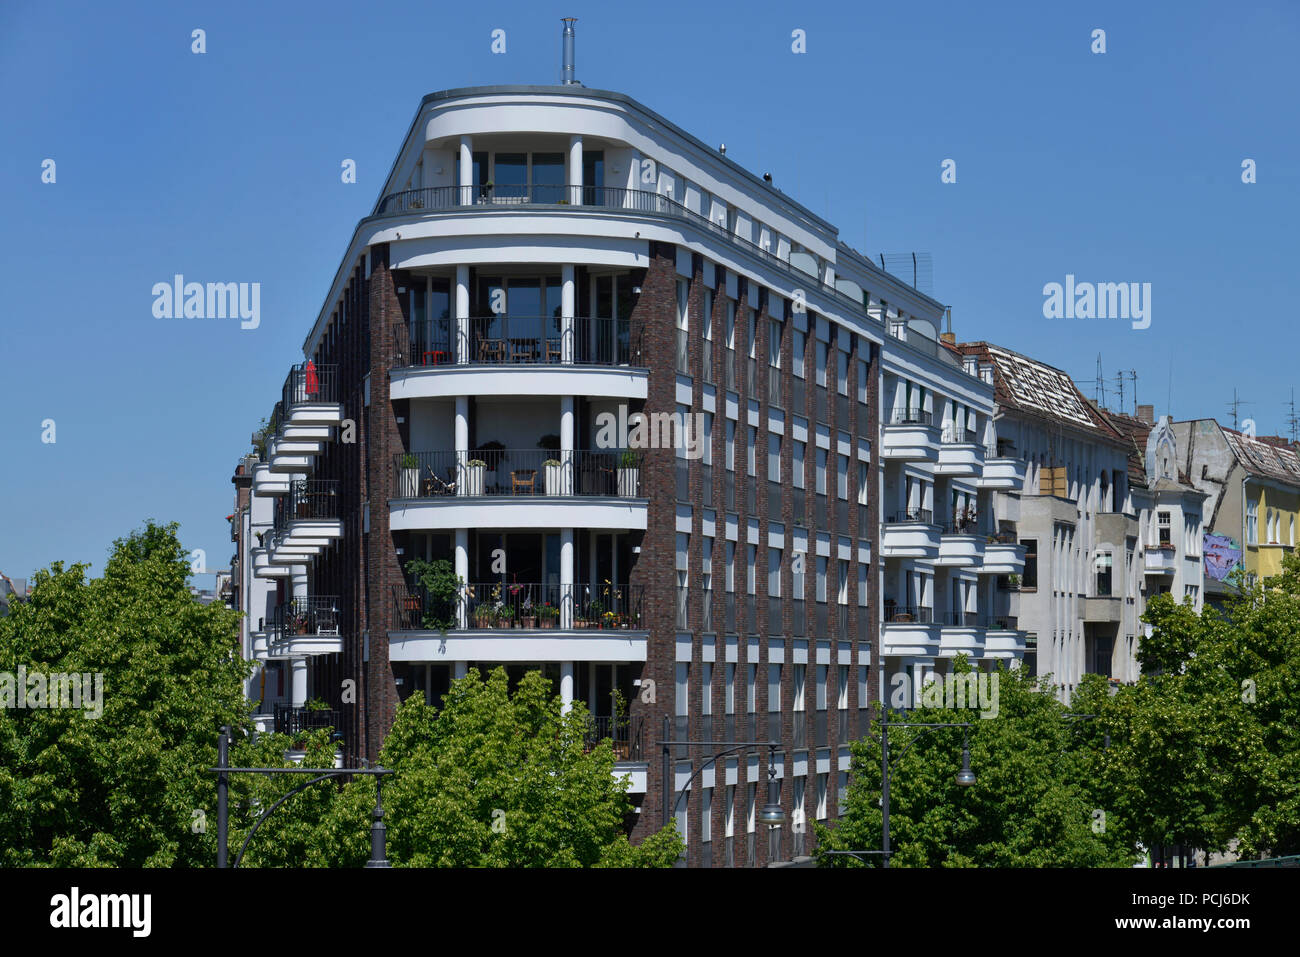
[1094,552,1113,597]
[1247,499,1259,545]
[1021,539,1038,590]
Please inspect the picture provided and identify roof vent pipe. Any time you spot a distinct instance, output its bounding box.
[561,18,578,85]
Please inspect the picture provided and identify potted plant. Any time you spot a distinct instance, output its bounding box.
[305,697,329,712]
[602,610,618,629]
[609,688,630,759]
[617,450,639,496]
[399,453,420,497]
[465,459,487,496]
[404,558,461,632]
[1006,573,1021,590]
[537,602,559,628]
[498,604,515,628]
[587,599,604,627]
[519,595,537,629]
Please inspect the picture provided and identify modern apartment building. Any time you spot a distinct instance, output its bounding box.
[1171,419,1300,603]
[227,27,1025,865]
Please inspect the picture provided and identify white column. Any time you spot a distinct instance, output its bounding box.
[561,264,575,363]
[456,264,470,364]
[560,662,575,714]
[458,135,472,203]
[455,395,469,495]
[290,657,308,709]
[568,134,583,204]
[561,528,574,628]
[560,395,575,495]
[911,660,928,709]
[454,661,468,680]
[455,528,469,629]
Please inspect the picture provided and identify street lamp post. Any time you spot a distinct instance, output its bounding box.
[658,715,783,864]
[879,707,974,868]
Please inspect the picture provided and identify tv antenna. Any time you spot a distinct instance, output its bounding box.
[1227,388,1253,430]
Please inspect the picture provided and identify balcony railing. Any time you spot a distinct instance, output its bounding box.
[394,449,643,499]
[882,604,934,624]
[282,362,338,406]
[887,508,934,524]
[888,407,933,426]
[940,519,984,536]
[397,316,639,368]
[981,615,1019,630]
[273,480,339,531]
[584,715,644,761]
[272,596,341,639]
[273,703,343,739]
[393,582,644,631]
[936,610,980,627]
[942,426,979,444]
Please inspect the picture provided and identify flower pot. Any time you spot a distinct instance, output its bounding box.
[520,616,537,629]
[539,617,555,629]
[617,467,638,497]
[464,463,485,496]
[400,467,419,498]
[545,462,563,495]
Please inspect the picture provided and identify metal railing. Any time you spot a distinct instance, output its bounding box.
[272,596,341,639]
[397,315,639,368]
[273,480,339,531]
[393,581,644,631]
[394,449,643,498]
[882,604,934,624]
[886,508,934,524]
[940,519,984,536]
[941,426,979,444]
[981,615,1019,630]
[888,407,933,426]
[584,715,644,761]
[935,610,980,627]
[273,703,343,738]
[282,362,338,406]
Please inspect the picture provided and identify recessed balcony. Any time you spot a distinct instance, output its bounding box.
[393,581,644,632]
[936,427,985,476]
[881,408,940,462]
[880,508,941,559]
[1144,544,1177,575]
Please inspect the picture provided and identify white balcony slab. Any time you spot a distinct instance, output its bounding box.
[880,621,941,657]
[881,424,940,462]
[390,496,648,532]
[936,534,985,567]
[282,424,334,442]
[983,627,1027,658]
[270,633,344,657]
[614,762,647,793]
[936,442,984,476]
[1144,549,1177,575]
[387,629,649,663]
[288,401,343,426]
[978,457,1026,490]
[253,465,291,495]
[880,522,941,559]
[939,624,984,656]
[980,543,1027,575]
[391,365,647,402]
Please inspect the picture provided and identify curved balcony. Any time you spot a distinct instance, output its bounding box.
[880,604,940,656]
[390,317,646,400]
[1144,544,1177,576]
[881,408,940,463]
[252,545,290,579]
[978,453,1027,490]
[253,463,291,496]
[936,427,984,476]
[981,615,1026,659]
[267,481,343,562]
[390,449,647,532]
[937,610,984,657]
[936,520,986,567]
[880,508,941,559]
[981,533,1027,575]
[268,596,343,658]
[282,362,342,427]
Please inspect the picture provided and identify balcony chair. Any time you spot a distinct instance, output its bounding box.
[545,338,563,363]
[511,469,537,494]
[423,467,456,496]
[478,338,506,363]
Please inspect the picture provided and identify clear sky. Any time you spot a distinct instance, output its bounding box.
[1,0,1297,585]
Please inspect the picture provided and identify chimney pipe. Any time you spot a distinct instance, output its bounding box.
[561,18,577,85]
[940,306,955,345]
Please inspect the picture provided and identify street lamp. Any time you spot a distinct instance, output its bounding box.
[758,761,785,826]
[880,707,974,867]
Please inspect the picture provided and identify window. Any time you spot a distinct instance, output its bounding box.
[702,412,714,467]
[816,665,828,710]
[725,540,736,592]
[816,448,828,495]
[857,563,868,607]
[768,547,782,598]
[793,330,806,378]
[768,664,782,711]
[816,340,828,387]
[726,302,736,349]
[768,434,782,482]
[769,320,782,367]
[837,347,849,395]
[748,310,757,359]
[793,441,806,488]
[837,454,849,499]
[1021,539,1038,589]
[816,773,828,819]
[1094,552,1113,597]
[725,663,736,713]
[701,787,712,847]
[837,560,850,605]
[858,666,869,707]
[702,290,713,340]
[838,666,849,710]
[746,664,757,713]
[857,462,869,505]
[747,427,757,477]
[1246,499,1259,545]
[857,359,869,404]
[746,545,757,594]
[816,556,828,602]
[702,536,714,594]
[793,664,806,711]
[726,419,736,472]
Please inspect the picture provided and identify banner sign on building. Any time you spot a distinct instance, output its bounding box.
[1204,533,1243,582]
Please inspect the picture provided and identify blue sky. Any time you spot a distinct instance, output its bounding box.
[1,0,1297,585]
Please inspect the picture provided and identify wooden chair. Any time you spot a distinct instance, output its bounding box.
[478,338,506,363]
[511,470,537,494]
[545,338,563,363]
[424,468,456,496]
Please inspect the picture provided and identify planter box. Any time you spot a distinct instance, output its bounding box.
[400,467,419,498]
[544,463,563,495]
[464,464,485,496]
[520,616,537,629]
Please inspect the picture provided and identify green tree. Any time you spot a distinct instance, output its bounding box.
[815,662,1137,867]
[290,667,681,867]
[0,521,252,866]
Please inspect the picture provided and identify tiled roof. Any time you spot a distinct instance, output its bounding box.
[955,341,1124,439]
[1101,410,1153,486]
[1223,427,1300,485]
